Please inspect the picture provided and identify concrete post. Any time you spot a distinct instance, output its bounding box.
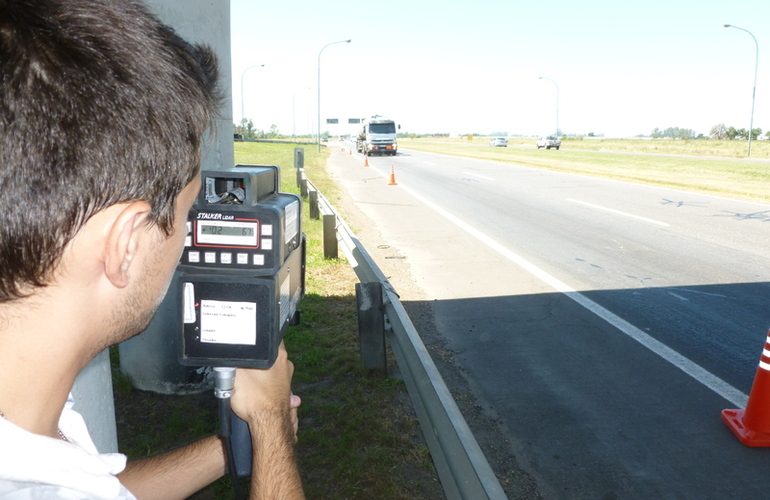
[323,213,338,259]
[355,282,387,372]
[72,0,233,452]
[72,351,119,453]
[294,148,304,188]
[309,189,319,220]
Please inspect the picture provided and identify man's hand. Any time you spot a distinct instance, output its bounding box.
[231,341,294,417]
[230,341,304,499]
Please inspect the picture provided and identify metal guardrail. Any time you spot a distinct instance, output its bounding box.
[298,163,507,499]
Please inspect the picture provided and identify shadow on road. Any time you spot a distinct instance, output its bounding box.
[400,282,770,499]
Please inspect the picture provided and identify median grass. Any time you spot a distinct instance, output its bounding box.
[114,141,440,499]
[403,136,770,203]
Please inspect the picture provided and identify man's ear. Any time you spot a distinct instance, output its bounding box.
[103,201,153,288]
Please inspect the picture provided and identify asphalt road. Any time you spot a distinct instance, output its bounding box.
[327,143,770,499]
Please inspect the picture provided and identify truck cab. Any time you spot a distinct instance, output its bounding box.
[356,118,399,156]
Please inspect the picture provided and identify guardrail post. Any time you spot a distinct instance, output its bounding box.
[323,213,338,259]
[304,169,508,499]
[355,282,387,373]
[294,147,304,188]
[309,189,319,220]
[300,171,308,198]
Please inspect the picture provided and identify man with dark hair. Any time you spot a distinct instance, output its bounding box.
[0,0,304,498]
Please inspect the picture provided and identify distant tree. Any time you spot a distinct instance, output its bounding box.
[234,118,256,140]
[726,126,738,140]
[269,124,279,138]
[652,127,695,139]
[710,123,727,140]
[751,128,762,140]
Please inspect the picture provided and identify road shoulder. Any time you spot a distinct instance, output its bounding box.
[324,145,543,499]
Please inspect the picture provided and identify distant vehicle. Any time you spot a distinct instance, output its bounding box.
[537,136,561,150]
[489,137,508,147]
[356,117,399,156]
[233,133,244,142]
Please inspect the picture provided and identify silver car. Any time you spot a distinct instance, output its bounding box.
[489,137,508,147]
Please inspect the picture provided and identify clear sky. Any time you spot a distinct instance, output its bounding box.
[230,0,770,138]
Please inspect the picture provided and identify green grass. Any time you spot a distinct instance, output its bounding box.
[114,141,440,500]
[401,136,770,203]
[234,140,439,498]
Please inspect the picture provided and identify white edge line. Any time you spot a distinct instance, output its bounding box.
[394,180,748,408]
[463,171,495,181]
[568,198,670,227]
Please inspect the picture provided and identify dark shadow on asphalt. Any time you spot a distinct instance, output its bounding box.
[400,282,770,499]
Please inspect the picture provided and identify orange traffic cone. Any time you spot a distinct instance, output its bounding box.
[363,154,369,167]
[349,147,352,155]
[722,330,770,446]
[388,165,397,185]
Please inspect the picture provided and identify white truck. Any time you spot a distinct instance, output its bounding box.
[356,117,399,156]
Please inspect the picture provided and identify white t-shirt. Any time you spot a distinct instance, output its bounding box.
[0,399,136,500]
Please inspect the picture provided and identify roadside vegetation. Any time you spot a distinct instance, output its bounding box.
[401,136,770,203]
[114,141,441,499]
[115,135,768,498]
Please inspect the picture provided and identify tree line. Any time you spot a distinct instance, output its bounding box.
[708,123,765,140]
[233,118,282,140]
[649,124,767,140]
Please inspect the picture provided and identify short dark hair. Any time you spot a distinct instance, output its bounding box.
[0,0,221,300]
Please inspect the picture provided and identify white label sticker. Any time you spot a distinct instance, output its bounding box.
[200,300,257,345]
[285,201,299,244]
[183,283,196,324]
[280,272,291,325]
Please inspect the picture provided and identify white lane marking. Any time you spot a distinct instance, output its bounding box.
[389,179,747,408]
[669,287,728,299]
[463,171,495,181]
[423,161,436,166]
[668,292,689,302]
[567,198,670,227]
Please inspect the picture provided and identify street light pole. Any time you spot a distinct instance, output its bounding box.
[240,64,265,125]
[317,39,351,152]
[724,24,759,157]
[539,76,559,137]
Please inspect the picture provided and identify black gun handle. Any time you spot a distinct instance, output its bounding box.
[230,410,253,477]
